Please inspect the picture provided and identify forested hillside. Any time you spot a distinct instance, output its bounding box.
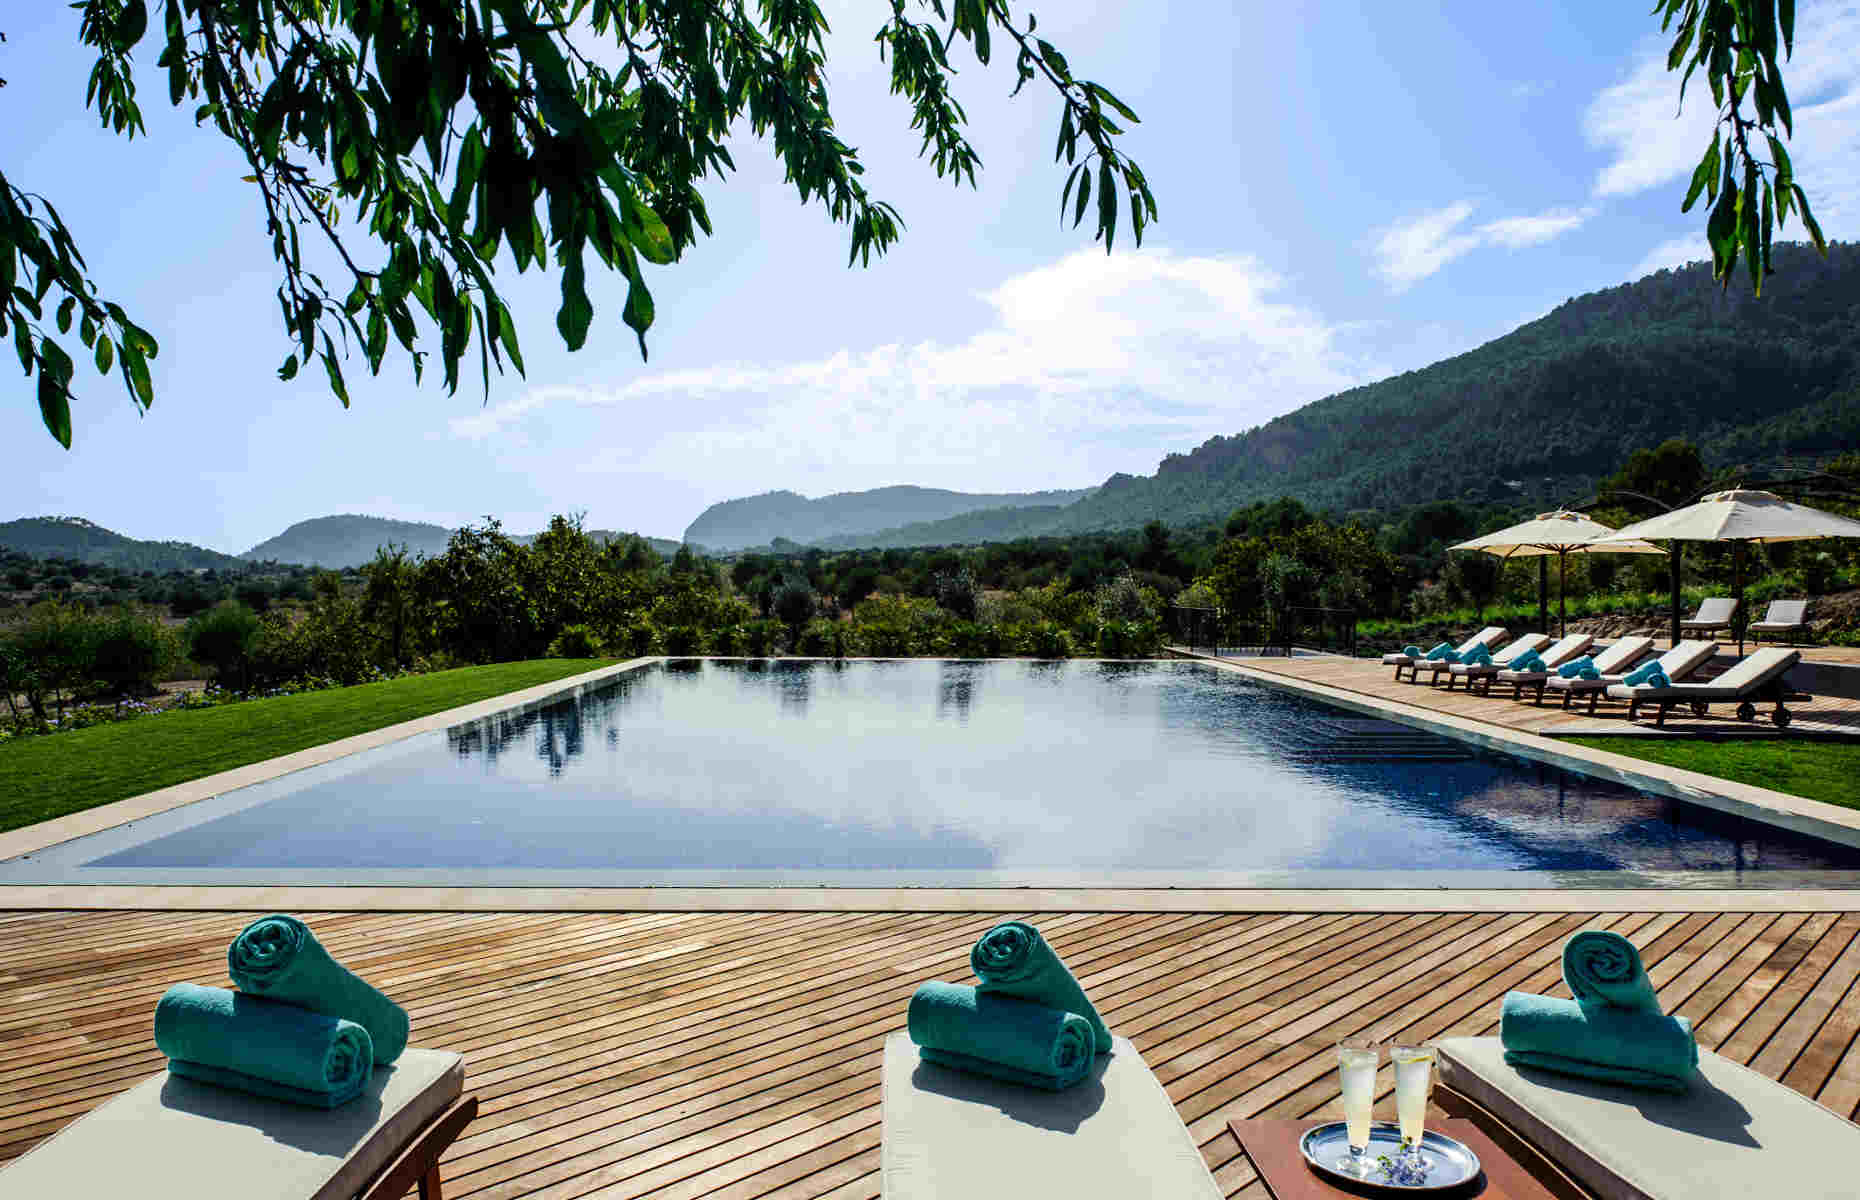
[822,243,1860,548]
[0,518,243,571]
[241,515,682,566]
[683,485,1094,550]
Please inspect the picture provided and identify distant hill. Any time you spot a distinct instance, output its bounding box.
[682,485,1094,551]
[240,514,683,567]
[808,242,1860,548]
[0,517,244,571]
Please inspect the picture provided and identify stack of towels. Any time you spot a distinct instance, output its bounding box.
[1557,655,1600,680]
[1500,930,1698,1093]
[1421,642,1461,663]
[1623,660,1670,688]
[1505,648,1546,672]
[907,921,1111,1091]
[152,914,409,1109]
[1460,646,1494,667]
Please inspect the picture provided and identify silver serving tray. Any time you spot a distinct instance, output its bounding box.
[1300,1121,1481,1192]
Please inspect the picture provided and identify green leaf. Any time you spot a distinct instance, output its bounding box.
[1683,132,1719,212]
[626,200,676,265]
[278,354,299,382]
[124,343,154,408]
[495,302,526,375]
[1781,0,1795,55]
[1097,160,1115,251]
[1706,180,1739,279]
[556,253,592,351]
[94,335,114,375]
[56,296,76,334]
[1794,184,1827,253]
[115,0,148,51]
[322,348,350,408]
[1087,83,1141,124]
[1073,163,1091,228]
[37,341,74,448]
[623,277,655,358]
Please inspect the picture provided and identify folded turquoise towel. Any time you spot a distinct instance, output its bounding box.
[1623,660,1667,686]
[1563,930,1660,1010]
[908,981,1095,1091]
[1500,990,1697,1093]
[1577,665,1600,679]
[154,983,373,1108]
[1558,656,1595,679]
[1506,650,1545,672]
[228,914,408,1065]
[1461,647,1493,666]
[971,920,1112,1053]
[1402,644,1424,657]
[1423,642,1454,661]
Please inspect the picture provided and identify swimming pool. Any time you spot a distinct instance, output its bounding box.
[7,659,1858,887]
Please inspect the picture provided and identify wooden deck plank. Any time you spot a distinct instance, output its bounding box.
[4,910,1860,1199]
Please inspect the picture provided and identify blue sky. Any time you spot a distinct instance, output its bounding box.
[8,2,1860,549]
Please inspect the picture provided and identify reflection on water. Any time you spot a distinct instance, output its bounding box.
[88,660,1860,877]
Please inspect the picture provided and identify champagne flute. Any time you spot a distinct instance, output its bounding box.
[1334,1037,1379,1177]
[1390,1043,1436,1161]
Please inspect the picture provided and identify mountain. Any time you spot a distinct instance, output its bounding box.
[681,485,1095,551]
[240,515,683,567]
[807,242,1860,548]
[0,517,244,571]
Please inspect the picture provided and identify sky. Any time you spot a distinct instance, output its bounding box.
[8,2,1860,550]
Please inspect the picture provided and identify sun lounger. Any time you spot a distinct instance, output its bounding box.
[1539,635,1672,712]
[0,1048,472,1200]
[1491,633,1596,702]
[1680,596,1739,635]
[1749,599,1810,644]
[1381,626,1507,683]
[1441,633,1551,693]
[881,1031,1222,1200]
[1606,646,1803,728]
[1436,1035,1860,1200]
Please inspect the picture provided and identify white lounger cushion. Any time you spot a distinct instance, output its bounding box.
[881,1032,1220,1200]
[0,1047,462,1200]
[1552,640,1716,692]
[1436,1036,1860,1200]
[1606,648,1799,702]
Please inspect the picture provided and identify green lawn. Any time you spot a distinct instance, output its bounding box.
[0,659,619,834]
[1566,736,1860,811]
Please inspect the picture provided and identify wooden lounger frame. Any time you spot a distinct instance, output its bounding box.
[359,1094,478,1200]
[1626,677,1803,728]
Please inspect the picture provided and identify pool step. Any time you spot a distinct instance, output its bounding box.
[1280,717,1475,763]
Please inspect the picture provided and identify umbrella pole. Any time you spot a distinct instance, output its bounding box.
[1538,558,1548,636]
[1669,543,1681,649]
[1559,552,1567,640]
[1734,541,1744,656]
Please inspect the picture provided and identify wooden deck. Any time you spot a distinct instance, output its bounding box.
[5,908,1860,1198]
[1215,652,1860,738]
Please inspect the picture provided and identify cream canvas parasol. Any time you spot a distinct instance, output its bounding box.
[1451,510,1663,638]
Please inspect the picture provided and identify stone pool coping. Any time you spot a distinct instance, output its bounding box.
[0,657,660,863]
[1185,652,1860,852]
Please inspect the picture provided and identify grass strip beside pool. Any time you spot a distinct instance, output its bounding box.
[0,659,619,834]
[1566,736,1860,812]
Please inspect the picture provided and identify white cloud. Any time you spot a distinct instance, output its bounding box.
[481,250,1380,501]
[1631,235,1706,278]
[1372,203,1594,290]
[448,391,548,441]
[1585,1,1860,237]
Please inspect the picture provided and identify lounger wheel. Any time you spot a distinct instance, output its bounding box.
[1690,700,1709,718]
[1773,707,1792,729]
[1737,701,1757,723]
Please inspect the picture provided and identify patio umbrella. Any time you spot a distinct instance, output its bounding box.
[1599,489,1860,654]
[1450,511,1664,638]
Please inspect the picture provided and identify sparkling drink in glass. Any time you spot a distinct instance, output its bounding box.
[1391,1043,1435,1157]
[1334,1038,1379,1176]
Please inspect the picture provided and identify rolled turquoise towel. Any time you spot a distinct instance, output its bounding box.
[154,983,373,1108]
[908,981,1095,1091]
[1558,656,1594,679]
[228,914,408,1065]
[971,921,1112,1053]
[1500,990,1697,1093]
[1402,644,1424,658]
[1423,641,1454,661]
[1563,930,1660,1010]
[1461,647,1492,666]
[1507,650,1544,672]
[1623,660,1667,686]
[1577,665,1600,680]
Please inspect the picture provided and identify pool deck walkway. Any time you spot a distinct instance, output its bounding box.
[1177,649,1860,738]
[7,906,1860,1199]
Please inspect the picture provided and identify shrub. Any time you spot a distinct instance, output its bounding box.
[743,618,781,656]
[1021,620,1073,659]
[548,624,606,658]
[797,618,845,656]
[1095,572,1159,624]
[932,565,980,620]
[661,625,704,655]
[945,621,1004,657]
[709,623,746,655]
[186,601,263,688]
[617,619,656,657]
[773,578,816,635]
[91,608,178,697]
[5,599,95,719]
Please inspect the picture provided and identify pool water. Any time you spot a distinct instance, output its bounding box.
[8,659,1858,886]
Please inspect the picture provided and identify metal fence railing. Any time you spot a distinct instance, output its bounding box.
[1167,605,1358,656]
